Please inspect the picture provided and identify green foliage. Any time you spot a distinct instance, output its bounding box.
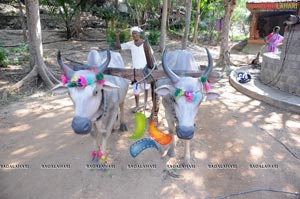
[231,34,248,41]
[0,42,30,66]
[40,0,86,39]
[146,30,160,45]
[0,47,9,68]
[106,30,131,49]
[146,19,160,30]
[169,19,185,32]
[9,43,29,53]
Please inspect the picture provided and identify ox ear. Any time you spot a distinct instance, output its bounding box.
[155,85,175,96]
[102,81,120,90]
[52,83,69,94]
[205,92,219,100]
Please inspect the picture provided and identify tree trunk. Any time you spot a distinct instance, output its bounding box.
[135,1,141,26]
[166,0,171,30]
[181,0,192,49]
[27,0,55,88]
[159,0,168,51]
[66,21,72,40]
[17,0,27,42]
[217,0,237,69]
[72,0,82,38]
[115,0,119,10]
[192,0,201,43]
[7,66,38,93]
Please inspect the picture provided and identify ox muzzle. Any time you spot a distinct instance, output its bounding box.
[176,126,194,140]
[72,116,92,134]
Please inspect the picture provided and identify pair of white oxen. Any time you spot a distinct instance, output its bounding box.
[52,49,217,164]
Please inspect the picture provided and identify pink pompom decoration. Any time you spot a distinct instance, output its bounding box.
[91,151,96,157]
[79,76,87,86]
[97,79,106,85]
[61,75,68,84]
[98,151,103,158]
[204,82,210,94]
[185,91,193,102]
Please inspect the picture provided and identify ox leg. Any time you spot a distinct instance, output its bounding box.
[119,102,128,131]
[91,123,101,163]
[184,140,191,164]
[150,82,160,125]
[96,111,118,158]
[162,98,176,157]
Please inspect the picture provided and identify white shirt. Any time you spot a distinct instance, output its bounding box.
[121,41,147,69]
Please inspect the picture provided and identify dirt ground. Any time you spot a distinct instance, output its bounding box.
[0,29,300,199]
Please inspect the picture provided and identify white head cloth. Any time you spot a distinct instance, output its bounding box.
[130,26,143,34]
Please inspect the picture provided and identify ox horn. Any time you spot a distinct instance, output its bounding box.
[95,50,111,73]
[57,50,74,79]
[162,49,180,83]
[202,48,213,78]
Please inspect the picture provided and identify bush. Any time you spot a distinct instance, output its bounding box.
[9,43,29,53]
[106,30,131,49]
[146,19,160,29]
[0,48,9,68]
[147,30,160,45]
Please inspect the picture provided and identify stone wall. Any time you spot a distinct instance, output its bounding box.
[261,23,300,96]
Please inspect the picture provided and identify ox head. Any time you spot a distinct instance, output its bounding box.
[52,50,118,135]
[155,48,218,140]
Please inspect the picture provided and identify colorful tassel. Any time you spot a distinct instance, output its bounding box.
[97,79,106,85]
[200,76,207,83]
[174,88,184,99]
[61,75,68,84]
[185,91,193,102]
[98,151,103,158]
[192,93,199,103]
[86,77,93,85]
[204,82,210,94]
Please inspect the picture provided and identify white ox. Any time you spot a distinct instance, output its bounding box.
[155,48,218,164]
[52,50,129,162]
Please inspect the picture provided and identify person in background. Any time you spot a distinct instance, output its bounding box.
[116,27,151,113]
[265,26,284,53]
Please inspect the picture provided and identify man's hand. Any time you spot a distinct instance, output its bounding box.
[115,30,121,50]
[115,30,121,37]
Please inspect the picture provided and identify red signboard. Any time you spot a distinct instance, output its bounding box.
[246,2,299,10]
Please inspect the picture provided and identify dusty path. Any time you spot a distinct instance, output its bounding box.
[1,75,300,199]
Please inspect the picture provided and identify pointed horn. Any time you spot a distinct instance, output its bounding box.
[202,48,213,78]
[96,50,111,73]
[57,50,74,79]
[162,49,180,83]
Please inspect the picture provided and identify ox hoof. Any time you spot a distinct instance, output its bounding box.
[119,123,128,131]
[167,148,175,157]
[184,157,191,165]
[91,156,99,164]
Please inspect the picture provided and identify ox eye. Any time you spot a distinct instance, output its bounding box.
[93,90,98,96]
[172,97,178,105]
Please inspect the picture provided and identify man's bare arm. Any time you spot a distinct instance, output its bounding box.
[115,31,121,50]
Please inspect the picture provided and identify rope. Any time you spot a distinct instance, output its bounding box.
[254,123,300,161]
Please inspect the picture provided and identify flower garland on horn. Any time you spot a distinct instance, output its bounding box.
[200,76,210,95]
[61,72,106,88]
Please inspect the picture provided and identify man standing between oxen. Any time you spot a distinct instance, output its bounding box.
[115,27,151,113]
